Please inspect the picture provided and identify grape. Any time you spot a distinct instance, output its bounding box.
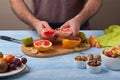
[7,57,27,72]
[14,58,22,67]
[8,63,17,70]
[21,57,27,64]
[9,60,14,64]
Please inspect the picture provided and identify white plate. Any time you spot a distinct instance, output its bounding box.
[0,64,26,78]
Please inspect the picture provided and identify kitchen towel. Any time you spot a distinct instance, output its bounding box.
[97,25,120,47]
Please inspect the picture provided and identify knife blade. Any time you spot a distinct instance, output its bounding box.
[0,35,22,44]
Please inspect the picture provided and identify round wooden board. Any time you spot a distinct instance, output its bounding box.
[21,41,90,58]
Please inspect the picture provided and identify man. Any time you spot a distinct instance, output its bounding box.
[10,0,102,39]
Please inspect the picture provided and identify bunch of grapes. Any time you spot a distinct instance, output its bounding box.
[7,57,27,71]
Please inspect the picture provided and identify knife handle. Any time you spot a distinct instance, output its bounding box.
[0,36,15,41]
[0,36,22,43]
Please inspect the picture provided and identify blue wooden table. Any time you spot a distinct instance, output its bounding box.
[0,30,120,80]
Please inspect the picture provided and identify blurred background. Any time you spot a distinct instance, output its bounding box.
[0,0,120,30]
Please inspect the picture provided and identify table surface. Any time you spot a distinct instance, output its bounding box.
[0,30,120,80]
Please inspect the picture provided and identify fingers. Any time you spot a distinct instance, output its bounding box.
[36,20,80,40]
[60,22,75,38]
[42,21,52,29]
[60,23,69,29]
[71,29,78,37]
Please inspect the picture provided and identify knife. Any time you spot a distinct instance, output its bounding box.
[0,35,22,44]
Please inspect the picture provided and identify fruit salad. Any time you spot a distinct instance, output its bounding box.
[103,45,120,58]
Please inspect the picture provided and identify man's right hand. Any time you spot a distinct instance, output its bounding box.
[34,21,57,41]
[34,21,52,38]
[9,0,55,40]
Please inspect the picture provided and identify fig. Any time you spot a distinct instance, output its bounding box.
[78,32,86,42]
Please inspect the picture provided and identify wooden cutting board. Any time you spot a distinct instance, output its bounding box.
[21,40,90,58]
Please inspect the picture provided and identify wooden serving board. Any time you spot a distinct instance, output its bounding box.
[21,40,90,58]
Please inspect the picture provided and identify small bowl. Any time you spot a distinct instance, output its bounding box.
[74,56,87,69]
[74,60,86,69]
[86,61,102,74]
[101,53,120,70]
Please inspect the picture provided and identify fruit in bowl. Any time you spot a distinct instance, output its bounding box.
[101,45,120,70]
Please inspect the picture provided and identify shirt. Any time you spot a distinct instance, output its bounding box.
[32,0,86,23]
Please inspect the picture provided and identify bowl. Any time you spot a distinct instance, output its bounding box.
[74,56,87,69]
[74,60,86,69]
[101,53,120,70]
[86,60,101,74]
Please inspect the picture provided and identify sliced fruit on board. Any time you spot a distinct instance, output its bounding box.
[34,40,52,51]
[22,39,90,58]
[62,39,81,49]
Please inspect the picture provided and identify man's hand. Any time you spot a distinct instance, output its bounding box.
[60,18,81,38]
[34,21,51,38]
[34,21,57,41]
[60,0,102,39]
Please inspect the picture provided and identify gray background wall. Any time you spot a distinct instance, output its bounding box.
[0,0,120,30]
